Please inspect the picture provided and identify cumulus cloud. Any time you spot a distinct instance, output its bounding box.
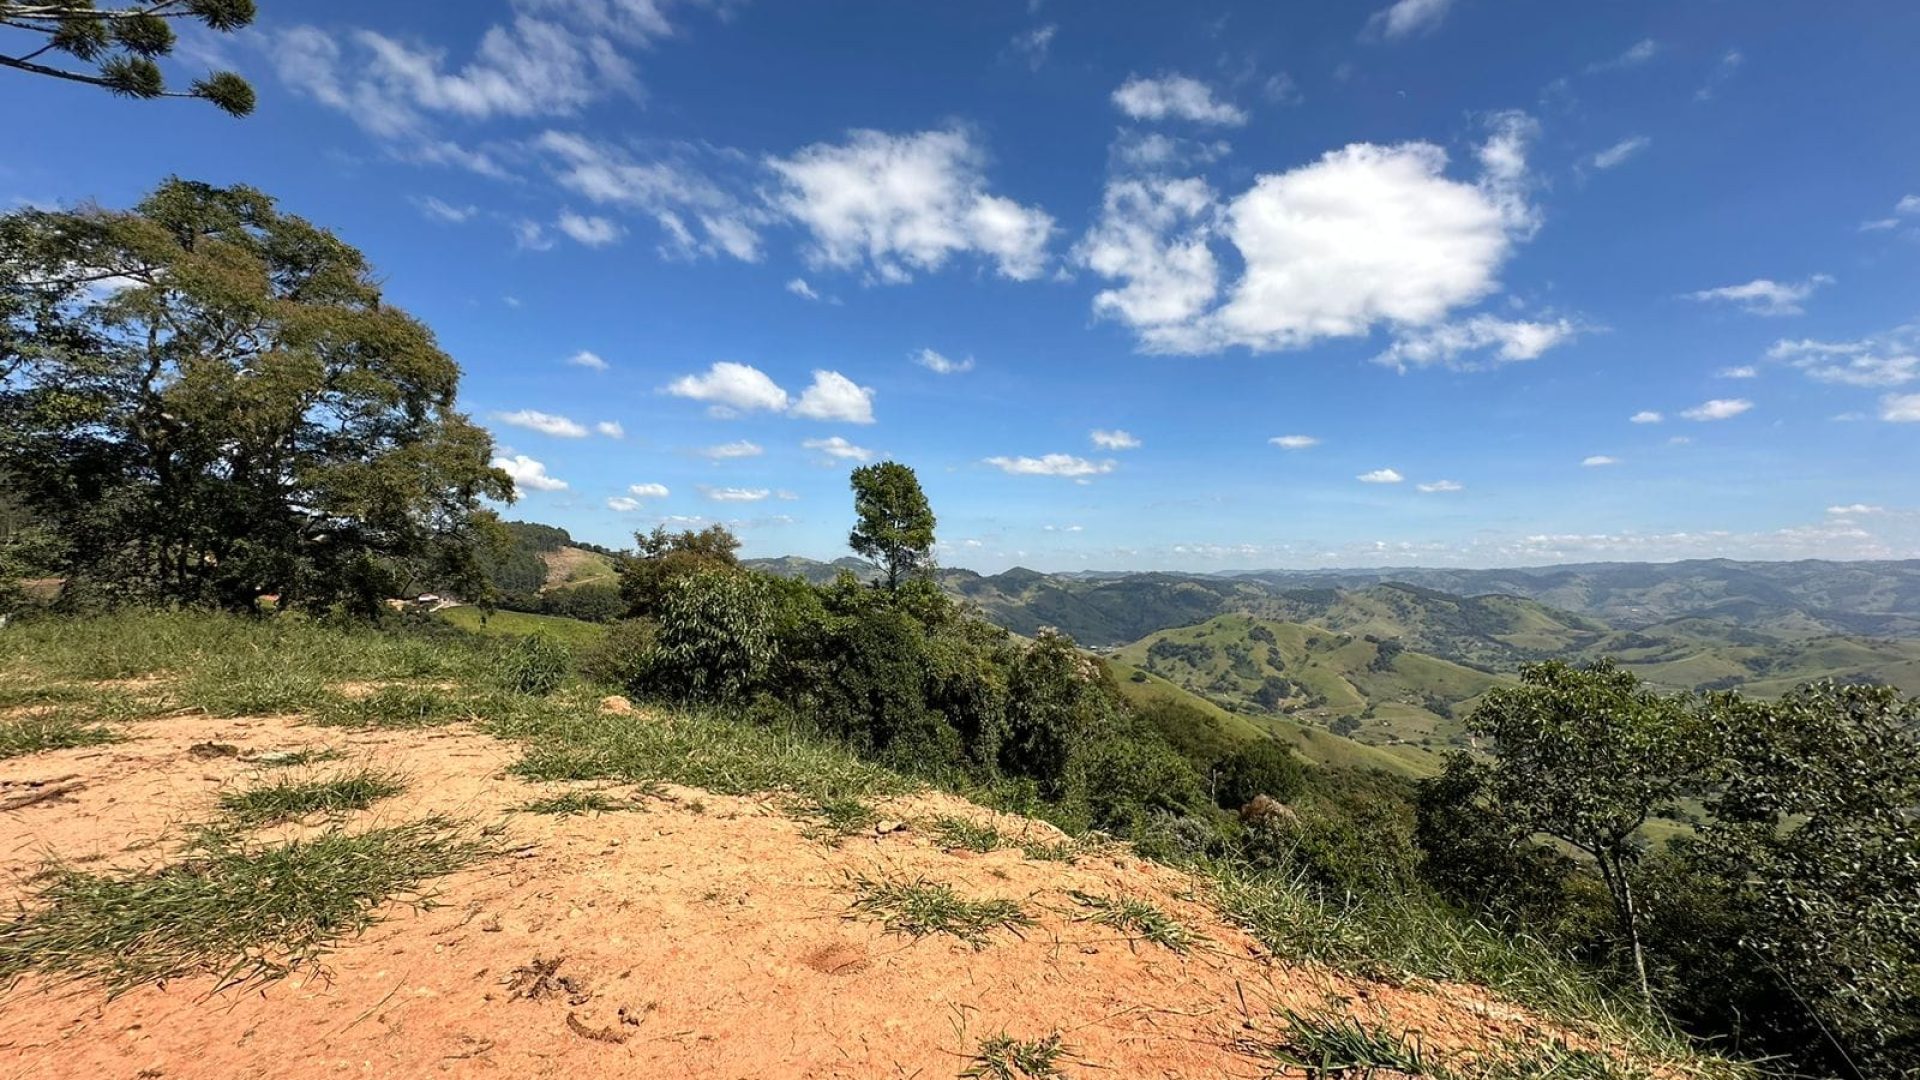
[1681,398,1754,421]
[1365,0,1453,40]
[786,278,820,300]
[1884,393,1920,422]
[766,128,1054,283]
[791,370,876,423]
[595,421,624,438]
[1417,479,1464,492]
[984,454,1117,478]
[1090,429,1142,450]
[1826,503,1884,516]
[704,486,771,502]
[556,209,625,247]
[1630,411,1663,424]
[665,361,790,415]
[627,482,670,499]
[1373,315,1578,372]
[1269,435,1320,449]
[803,435,874,462]
[1687,275,1832,316]
[1591,135,1650,170]
[1111,75,1247,126]
[1769,329,1918,388]
[567,349,609,371]
[913,348,974,375]
[1357,468,1404,484]
[494,409,589,437]
[1718,365,1758,379]
[1582,455,1619,467]
[492,453,567,491]
[606,496,643,511]
[697,440,763,460]
[1083,114,1542,356]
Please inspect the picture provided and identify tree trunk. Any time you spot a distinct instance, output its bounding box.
[1616,859,1651,1003]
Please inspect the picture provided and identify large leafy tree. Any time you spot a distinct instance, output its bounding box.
[848,460,936,589]
[0,179,513,614]
[1461,660,1710,999]
[1,1,256,115]
[619,523,741,618]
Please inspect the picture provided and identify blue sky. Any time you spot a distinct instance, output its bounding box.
[8,0,1920,571]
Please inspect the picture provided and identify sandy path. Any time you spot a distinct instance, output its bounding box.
[0,712,1564,1079]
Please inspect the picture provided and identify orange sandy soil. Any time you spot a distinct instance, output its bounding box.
[1,706,1584,1080]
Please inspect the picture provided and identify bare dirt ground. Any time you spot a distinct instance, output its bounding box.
[0,711,1572,1079]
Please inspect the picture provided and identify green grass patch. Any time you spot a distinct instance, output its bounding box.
[793,795,878,841]
[519,790,634,816]
[217,768,407,827]
[1267,1008,1439,1077]
[314,686,474,729]
[492,697,909,803]
[929,814,1006,853]
[1066,890,1194,952]
[0,715,124,759]
[962,1033,1069,1079]
[0,817,488,994]
[249,747,345,768]
[437,606,607,650]
[845,874,1031,949]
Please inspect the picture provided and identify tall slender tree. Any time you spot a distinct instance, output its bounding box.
[848,461,936,589]
[0,1,255,115]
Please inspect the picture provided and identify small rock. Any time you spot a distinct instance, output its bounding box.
[874,820,907,836]
[598,695,637,716]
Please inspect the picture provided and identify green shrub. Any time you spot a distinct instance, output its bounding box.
[647,569,776,702]
[1213,740,1307,809]
[578,618,658,691]
[498,633,569,696]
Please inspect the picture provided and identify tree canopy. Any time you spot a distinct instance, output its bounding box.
[848,461,936,589]
[0,178,513,614]
[1,1,256,115]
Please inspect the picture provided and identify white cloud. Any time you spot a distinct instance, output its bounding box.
[1010,24,1055,70]
[1695,48,1744,102]
[492,453,568,492]
[1111,75,1247,126]
[1587,39,1660,73]
[1417,479,1464,492]
[1042,524,1085,533]
[494,409,589,437]
[512,219,554,251]
[567,349,609,371]
[705,486,770,502]
[1374,315,1578,372]
[1826,503,1884,516]
[414,196,477,223]
[1899,194,1920,214]
[791,370,876,424]
[627,482,670,499]
[1687,275,1832,317]
[1681,398,1754,421]
[534,130,764,261]
[1884,393,1920,422]
[1085,115,1541,355]
[786,277,820,300]
[697,440,764,460]
[1591,135,1650,170]
[556,209,625,247]
[665,361,790,415]
[1365,0,1453,40]
[606,496,642,512]
[984,454,1117,478]
[1357,468,1404,484]
[1717,365,1758,379]
[913,348,974,375]
[1582,455,1619,467]
[803,435,874,462]
[1269,435,1320,449]
[1630,411,1663,424]
[1769,330,1918,388]
[1090,429,1142,450]
[595,420,624,438]
[1861,218,1900,233]
[766,128,1054,283]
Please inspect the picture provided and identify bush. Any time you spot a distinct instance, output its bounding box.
[647,569,776,702]
[578,618,658,691]
[499,634,568,696]
[1213,740,1306,809]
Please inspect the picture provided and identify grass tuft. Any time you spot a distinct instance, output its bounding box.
[1268,1008,1438,1077]
[519,790,633,816]
[963,1032,1069,1079]
[1019,838,1083,863]
[1067,890,1194,953]
[0,817,488,994]
[846,874,1031,949]
[0,715,124,759]
[929,815,1006,853]
[249,747,344,769]
[794,796,878,841]
[314,686,473,729]
[217,768,406,827]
